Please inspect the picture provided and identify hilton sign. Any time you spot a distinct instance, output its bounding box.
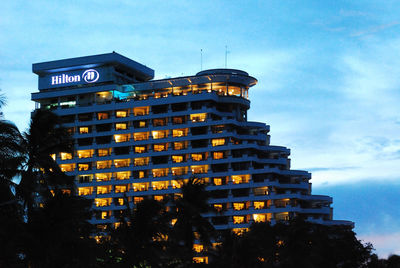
[51,69,100,85]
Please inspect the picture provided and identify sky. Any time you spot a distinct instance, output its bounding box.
[1,0,400,257]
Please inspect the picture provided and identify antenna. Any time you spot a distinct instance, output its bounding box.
[225,45,229,68]
[200,49,203,71]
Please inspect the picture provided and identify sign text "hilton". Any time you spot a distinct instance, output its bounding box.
[51,74,81,85]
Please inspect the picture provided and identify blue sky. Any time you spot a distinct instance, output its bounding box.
[1,0,400,257]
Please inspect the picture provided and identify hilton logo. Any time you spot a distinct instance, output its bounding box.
[51,69,100,85]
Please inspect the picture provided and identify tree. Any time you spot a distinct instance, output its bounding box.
[171,178,215,266]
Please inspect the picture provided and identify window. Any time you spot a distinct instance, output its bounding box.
[134,146,147,153]
[95,173,111,181]
[152,181,169,190]
[171,167,187,176]
[191,153,204,161]
[60,152,73,160]
[153,118,167,126]
[117,198,124,206]
[152,130,168,139]
[98,148,111,157]
[232,175,250,184]
[78,187,92,196]
[78,163,90,171]
[114,134,130,143]
[190,113,207,122]
[134,197,144,204]
[214,204,223,212]
[254,201,265,209]
[212,139,225,146]
[95,198,111,207]
[115,185,129,193]
[233,216,245,224]
[134,132,149,141]
[59,164,74,172]
[77,174,93,183]
[213,152,224,159]
[133,106,149,116]
[97,112,109,120]
[172,116,186,124]
[173,141,187,150]
[77,150,94,158]
[116,110,128,118]
[173,128,188,137]
[193,244,203,253]
[172,155,184,163]
[191,165,208,174]
[213,178,223,186]
[233,203,245,210]
[114,159,130,168]
[79,127,89,134]
[115,171,130,180]
[116,123,127,130]
[154,143,168,152]
[152,168,168,177]
[171,180,182,189]
[97,160,111,169]
[154,195,164,201]
[132,183,149,192]
[253,214,266,223]
[134,157,149,166]
[97,186,111,194]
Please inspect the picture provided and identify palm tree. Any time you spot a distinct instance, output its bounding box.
[17,109,74,215]
[171,177,215,266]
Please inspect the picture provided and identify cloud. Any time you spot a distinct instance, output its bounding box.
[351,21,400,37]
[359,233,400,258]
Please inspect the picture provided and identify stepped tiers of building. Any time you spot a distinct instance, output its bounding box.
[32,52,353,235]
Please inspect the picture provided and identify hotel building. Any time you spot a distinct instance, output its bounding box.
[32,52,351,241]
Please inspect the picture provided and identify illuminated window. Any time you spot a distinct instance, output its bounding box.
[171,180,182,189]
[172,128,188,137]
[79,127,89,134]
[232,228,248,236]
[114,159,130,168]
[275,212,289,221]
[77,150,93,158]
[97,186,111,194]
[214,204,223,212]
[97,160,111,169]
[101,211,110,220]
[115,171,130,180]
[193,257,208,264]
[254,187,269,196]
[97,112,109,120]
[171,218,177,225]
[213,178,223,185]
[134,146,147,153]
[191,153,204,161]
[172,155,184,163]
[172,116,185,124]
[154,143,168,152]
[132,183,149,192]
[233,216,245,224]
[78,174,93,183]
[78,187,93,196]
[59,164,74,172]
[152,130,168,139]
[233,203,245,210]
[212,138,225,146]
[50,154,56,160]
[171,167,187,176]
[116,110,128,118]
[232,175,250,184]
[152,181,169,190]
[154,195,164,201]
[254,201,265,209]
[193,244,204,253]
[115,185,129,193]
[133,132,149,141]
[134,157,149,166]
[190,113,207,122]
[117,198,124,206]
[139,171,145,178]
[191,165,208,174]
[253,214,266,223]
[114,134,130,143]
[173,141,187,150]
[213,152,224,159]
[95,173,111,181]
[152,168,168,177]
[133,107,149,116]
[134,197,144,203]
[78,163,90,171]
[60,152,73,160]
[98,148,111,157]
[116,123,127,130]
[95,198,111,207]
